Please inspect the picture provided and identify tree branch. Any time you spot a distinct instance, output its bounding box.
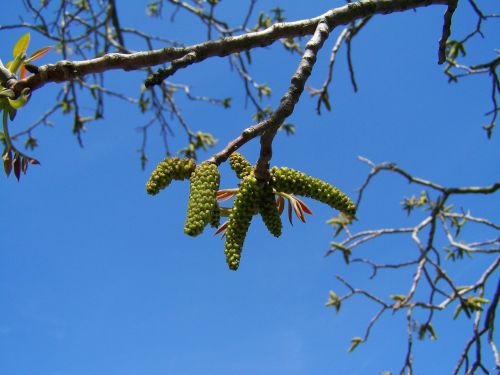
[253,20,331,180]
[7,0,448,96]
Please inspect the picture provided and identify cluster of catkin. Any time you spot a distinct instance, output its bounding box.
[146,153,356,271]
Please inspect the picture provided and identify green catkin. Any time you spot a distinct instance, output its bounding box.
[229,152,253,179]
[270,167,356,217]
[224,175,259,270]
[146,157,196,195]
[258,181,282,237]
[184,162,220,236]
[210,202,221,228]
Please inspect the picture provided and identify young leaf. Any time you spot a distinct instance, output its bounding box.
[276,195,285,215]
[427,323,438,340]
[294,196,313,215]
[13,152,21,180]
[13,33,30,58]
[8,107,17,121]
[390,294,406,302]
[21,157,28,174]
[3,148,12,176]
[214,220,229,237]
[8,88,31,109]
[290,197,306,223]
[287,198,293,225]
[19,65,27,79]
[26,46,52,62]
[418,325,426,340]
[216,189,238,201]
[0,89,16,99]
[348,337,363,353]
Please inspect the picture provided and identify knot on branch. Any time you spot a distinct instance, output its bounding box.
[145,51,198,88]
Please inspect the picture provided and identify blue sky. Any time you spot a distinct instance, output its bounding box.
[1,1,499,374]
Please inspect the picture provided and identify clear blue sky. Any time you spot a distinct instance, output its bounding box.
[1,1,498,374]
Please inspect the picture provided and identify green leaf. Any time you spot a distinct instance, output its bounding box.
[0,89,16,99]
[427,323,438,340]
[7,88,31,109]
[348,337,363,352]
[222,97,232,108]
[325,290,341,313]
[390,294,406,302]
[13,33,30,58]
[321,91,331,111]
[418,324,426,340]
[8,106,16,121]
[330,242,351,264]
[418,323,438,340]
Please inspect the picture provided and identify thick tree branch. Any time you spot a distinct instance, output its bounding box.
[7,0,448,96]
[208,20,331,178]
[438,0,458,64]
[253,20,331,180]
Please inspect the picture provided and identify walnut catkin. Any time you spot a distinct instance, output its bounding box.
[184,162,220,236]
[146,157,196,195]
[258,181,282,237]
[223,174,259,270]
[270,167,356,217]
[229,152,253,179]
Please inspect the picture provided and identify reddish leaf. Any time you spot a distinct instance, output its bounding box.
[19,64,27,79]
[291,198,306,223]
[21,157,28,174]
[3,149,12,176]
[287,199,293,225]
[217,193,233,201]
[27,46,51,61]
[28,158,40,165]
[294,196,313,215]
[13,153,21,181]
[214,220,229,237]
[276,195,285,215]
[216,189,237,201]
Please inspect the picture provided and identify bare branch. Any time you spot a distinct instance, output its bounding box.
[438,0,458,64]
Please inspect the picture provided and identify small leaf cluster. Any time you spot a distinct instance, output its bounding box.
[145,1,162,17]
[325,290,341,313]
[418,323,438,341]
[1,33,51,181]
[401,190,429,215]
[453,295,489,320]
[444,40,467,83]
[178,132,217,160]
